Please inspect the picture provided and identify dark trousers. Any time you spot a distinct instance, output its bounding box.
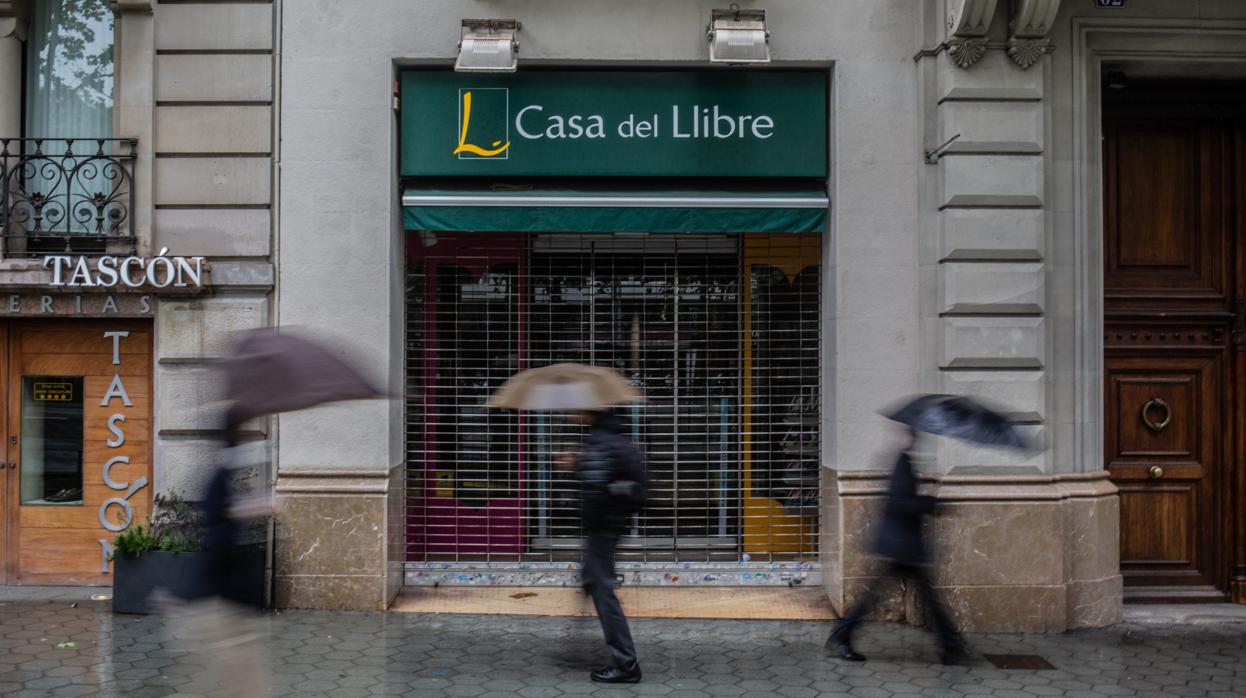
[829,561,962,650]
[582,533,638,670]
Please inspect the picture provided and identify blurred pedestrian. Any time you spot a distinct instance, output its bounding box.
[172,409,272,698]
[201,407,270,608]
[826,426,966,664]
[559,408,647,684]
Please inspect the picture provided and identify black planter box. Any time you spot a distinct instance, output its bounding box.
[112,551,211,614]
[112,545,266,615]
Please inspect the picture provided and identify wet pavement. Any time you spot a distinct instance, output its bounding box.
[1,589,1245,697]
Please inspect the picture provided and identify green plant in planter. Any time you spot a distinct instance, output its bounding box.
[113,524,159,556]
[111,491,205,555]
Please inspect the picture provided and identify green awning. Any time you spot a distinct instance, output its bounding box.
[402,186,827,234]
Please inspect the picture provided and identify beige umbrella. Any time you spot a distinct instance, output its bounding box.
[488,363,641,411]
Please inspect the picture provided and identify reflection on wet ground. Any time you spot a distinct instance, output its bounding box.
[1,592,1244,697]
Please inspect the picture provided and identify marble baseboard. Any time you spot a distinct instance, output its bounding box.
[824,468,1123,633]
[841,574,907,622]
[386,464,406,606]
[934,583,1067,634]
[1067,573,1123,628]
[273,467,404,612]
[275,574,388,611]
[820,467,844,615]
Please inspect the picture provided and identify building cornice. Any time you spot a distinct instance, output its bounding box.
[1008,0,1062,69]
[945,0,999,69]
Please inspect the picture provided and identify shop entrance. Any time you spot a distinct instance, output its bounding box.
[0,321,151,585]
[405,232,821,566]
[1103,83,1245,602]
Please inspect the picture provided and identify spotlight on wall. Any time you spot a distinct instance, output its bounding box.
[455,19,520,72]
[708,5,770,64]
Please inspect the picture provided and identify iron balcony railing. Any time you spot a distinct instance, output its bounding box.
[0,138,137,256]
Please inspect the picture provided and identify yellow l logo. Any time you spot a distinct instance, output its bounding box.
[453,91,510,157]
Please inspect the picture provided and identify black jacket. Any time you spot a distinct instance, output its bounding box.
[577,413,647,534]
[871,450,938,566]
[200,454,266,609]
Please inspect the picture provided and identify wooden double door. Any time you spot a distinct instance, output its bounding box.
[1104,84,1246,603]
[0,320,151,585]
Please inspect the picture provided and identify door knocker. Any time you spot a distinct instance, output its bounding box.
[1141,398,1172,433]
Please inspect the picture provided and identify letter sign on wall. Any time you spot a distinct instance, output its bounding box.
[400,71,828,178]
[97,330,149,572]
[45,247,205,289]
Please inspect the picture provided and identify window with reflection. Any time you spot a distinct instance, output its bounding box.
[25,0,114,138]
[20,376,85,505]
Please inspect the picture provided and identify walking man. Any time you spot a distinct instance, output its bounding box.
[559,409,647,684]
[826,426,967,664]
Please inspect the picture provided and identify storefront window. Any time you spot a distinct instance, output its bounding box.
[407,233,821,564]
[528,237,742,554]
[20,376,85,505]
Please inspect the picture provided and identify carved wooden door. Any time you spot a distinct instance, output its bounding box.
[1104,101,1241,602]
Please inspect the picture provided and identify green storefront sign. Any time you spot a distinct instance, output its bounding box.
[400,71,827,179]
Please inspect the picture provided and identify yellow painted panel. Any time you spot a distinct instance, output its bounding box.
[741,234,821,557]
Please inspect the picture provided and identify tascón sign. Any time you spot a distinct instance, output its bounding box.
[44,247,204,289]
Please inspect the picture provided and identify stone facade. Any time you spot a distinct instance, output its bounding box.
[274,0,1246,623]
[5,0,1245,625]
[0,0,275,584]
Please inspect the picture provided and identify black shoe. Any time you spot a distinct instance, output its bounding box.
[826,629,866,662]
[940,642,969,666]
[830,640,866,662]
[591,664,642,684]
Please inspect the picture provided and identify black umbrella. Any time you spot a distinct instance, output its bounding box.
[221,328,385,426]
[883,394,1030,452]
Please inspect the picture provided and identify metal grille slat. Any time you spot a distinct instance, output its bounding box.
[406,232,821,566]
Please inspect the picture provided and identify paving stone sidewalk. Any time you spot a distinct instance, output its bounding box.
[1,591,1244,697]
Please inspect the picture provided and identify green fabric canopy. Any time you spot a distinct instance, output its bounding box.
[402,187,827,234]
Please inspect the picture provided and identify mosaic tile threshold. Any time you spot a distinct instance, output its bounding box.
[391,585,838,619]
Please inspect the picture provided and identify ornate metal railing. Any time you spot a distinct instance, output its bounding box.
[0,138,137,256]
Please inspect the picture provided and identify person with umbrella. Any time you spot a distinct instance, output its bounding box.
[178,329,384,696]
[491,364,647,684]
[826,394,1029,665]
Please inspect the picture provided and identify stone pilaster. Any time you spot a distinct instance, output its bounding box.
[823,470,908,622]
[112,2,154,255]
[825,467,1121,633]
[274,466,405,611]
[0,2,24,265]
[927,468,1120,632]
[0,2,25,131]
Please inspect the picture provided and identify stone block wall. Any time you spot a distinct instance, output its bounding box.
[146,0,276,499]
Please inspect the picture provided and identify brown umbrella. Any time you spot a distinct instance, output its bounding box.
[221,328,385,426]
[489,363,641,411]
